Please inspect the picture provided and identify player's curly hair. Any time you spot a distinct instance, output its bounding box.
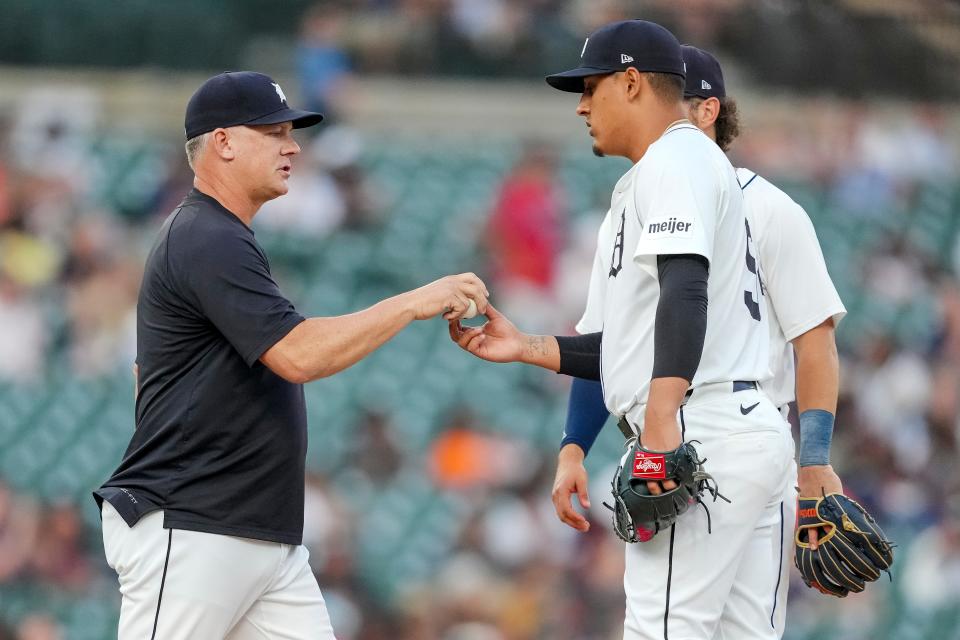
[685,96,741,152]
[714,96,741,152]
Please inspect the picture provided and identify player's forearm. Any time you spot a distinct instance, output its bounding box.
[271,294,417,382]
[792,320,838,414]
[644,377,689,434]
[560,377,609,457]
[518,335,561,371]
[793,319,839,468]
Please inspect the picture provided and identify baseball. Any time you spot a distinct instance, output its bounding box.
[463,298,478,319]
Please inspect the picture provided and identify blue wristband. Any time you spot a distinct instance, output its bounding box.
[798,409,834,467]
[560,378,609,457]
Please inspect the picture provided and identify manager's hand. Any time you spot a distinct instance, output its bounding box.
[406,273,489,321]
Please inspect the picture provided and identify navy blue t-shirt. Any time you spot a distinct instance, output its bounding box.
[95,189,307,545]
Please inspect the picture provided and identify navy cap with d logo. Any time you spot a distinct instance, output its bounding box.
[546,20,685,93]
[184,71,324,140]
[681,45,726,99]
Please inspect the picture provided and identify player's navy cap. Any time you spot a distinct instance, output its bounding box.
[184,71,324,140]
[681,45,726,99]
[545,20,685,93]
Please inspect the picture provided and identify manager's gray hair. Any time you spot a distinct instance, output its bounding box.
[185,132,210,171]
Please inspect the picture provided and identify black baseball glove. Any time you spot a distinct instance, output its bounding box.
[606,438,727,543]
[795,493,894,597]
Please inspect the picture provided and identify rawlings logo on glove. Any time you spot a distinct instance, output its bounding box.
[633,452,666,479]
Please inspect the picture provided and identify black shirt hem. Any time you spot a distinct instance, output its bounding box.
[162,514,302,546]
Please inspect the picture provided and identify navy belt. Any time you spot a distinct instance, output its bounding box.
[684,379,757,402]
[617,381,758,439]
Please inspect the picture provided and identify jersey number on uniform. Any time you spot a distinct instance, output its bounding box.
[609,209,625,278]
[743,219,763,321]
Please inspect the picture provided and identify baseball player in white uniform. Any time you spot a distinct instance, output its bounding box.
[551,45,848,638]
[450,20,796,639]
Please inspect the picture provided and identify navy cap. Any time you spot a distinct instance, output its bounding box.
[184,71,324,140]
[546,20,685,93]
[681,45,726,99]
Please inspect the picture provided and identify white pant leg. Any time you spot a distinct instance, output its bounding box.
[226,544,335,640]
[102,501,333,639]
[623,389,793,640]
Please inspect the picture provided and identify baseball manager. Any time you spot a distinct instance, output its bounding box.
[93,71,488,639]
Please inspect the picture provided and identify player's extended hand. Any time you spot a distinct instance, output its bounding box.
[407,273,489,321]
[797,464,843,550]
[448,304,525,363]
[639,420,682,496]
[552,444,591,532]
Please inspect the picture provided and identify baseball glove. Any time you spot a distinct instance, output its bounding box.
[795,493,894,597]
[606,438,727,543]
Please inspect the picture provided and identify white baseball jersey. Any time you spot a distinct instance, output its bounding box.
[736,168,846,409]
[577,122,770,417]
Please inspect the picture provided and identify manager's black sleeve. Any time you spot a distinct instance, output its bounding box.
[652,254,709,382]
[180,228,305,366]
[555,332,602,380]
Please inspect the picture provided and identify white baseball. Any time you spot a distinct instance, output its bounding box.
[463,298,478,319]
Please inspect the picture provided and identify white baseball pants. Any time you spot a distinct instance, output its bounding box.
[101,501,336,639]
[622,384,796,640]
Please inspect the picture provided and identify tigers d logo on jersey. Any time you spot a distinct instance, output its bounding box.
[609,209,625,278]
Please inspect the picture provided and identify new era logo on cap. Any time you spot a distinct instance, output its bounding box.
[621,54,634,63]
[681,45,726,99]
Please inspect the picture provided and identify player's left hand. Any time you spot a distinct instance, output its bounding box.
[797,464,843,550]
[639,421,682,496]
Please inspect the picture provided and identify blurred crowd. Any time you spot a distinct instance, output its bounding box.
[2,3,960,635]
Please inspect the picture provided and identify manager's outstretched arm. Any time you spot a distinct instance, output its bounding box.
[264,273,488,383]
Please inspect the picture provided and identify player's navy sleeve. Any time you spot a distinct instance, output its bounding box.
[560,377,609,456]
[555,332,602,380]
[652,254,708,381]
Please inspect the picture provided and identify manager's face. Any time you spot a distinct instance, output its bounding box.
[229,122,301,202]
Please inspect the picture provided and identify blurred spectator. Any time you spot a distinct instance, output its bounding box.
[486,142,565,332]
[25,502,91,591]
[345,411,404,483]
[64,255,139,378]
[257,125,383,235]
[851,333,932,467]
[298,3,353,120]
[0,481,39,584]
[902,494,960,611]
[14,616,62,640]
[0,274,47,383]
